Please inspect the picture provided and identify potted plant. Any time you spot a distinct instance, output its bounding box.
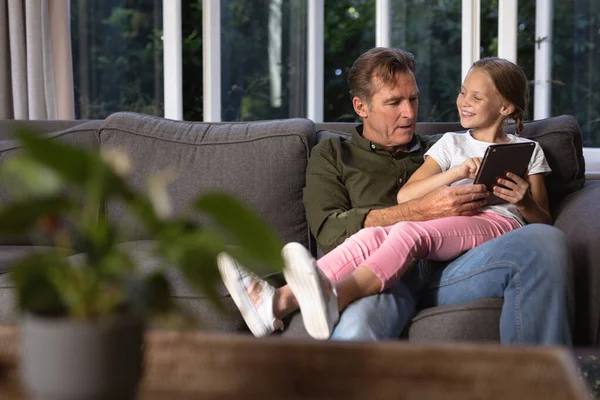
[0,128,284,399]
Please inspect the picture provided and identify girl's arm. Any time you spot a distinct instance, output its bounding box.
[396,156,481,204]
[493,172,552,224]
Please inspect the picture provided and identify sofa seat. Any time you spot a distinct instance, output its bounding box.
[408,298,502,342]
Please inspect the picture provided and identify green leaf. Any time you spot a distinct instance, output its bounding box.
[95,248,136,277]
[195,192,284,271]
[78,216,119,266]
[13,128,134,200]
[10,252,67,314]
[14,128,93,185]
[157,229,228,311]
[142,272,173,314]
[0,196,75,236]
[0,155,63,199]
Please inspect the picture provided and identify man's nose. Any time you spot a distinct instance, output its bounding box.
[399,100,416,118]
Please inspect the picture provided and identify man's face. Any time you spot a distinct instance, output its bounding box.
[353,71,419,151]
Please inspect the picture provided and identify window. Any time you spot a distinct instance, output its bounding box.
[71,0,163,119]
[547,0,599,147]
[391,0,462,122]
[324,2,374,122]
[482,0,599,147]
[71,0,599,155]
[180,0,307,122]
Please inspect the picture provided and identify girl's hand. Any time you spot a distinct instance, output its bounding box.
[493,172,533,207]
[454,157,482,180]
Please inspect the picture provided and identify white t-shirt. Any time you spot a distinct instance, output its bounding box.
[424,130,551,226]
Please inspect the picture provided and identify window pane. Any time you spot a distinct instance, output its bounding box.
[549,0,599,147]
[512,0,598,147]
[182,0,204,121]
[71,0,163,119]
[391,0,462,122]
[206,0,307,122]
[324,1,375,122]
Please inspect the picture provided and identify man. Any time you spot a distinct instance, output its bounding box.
[303,47,572,344]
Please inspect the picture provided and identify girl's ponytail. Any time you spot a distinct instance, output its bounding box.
[513,109,524,134]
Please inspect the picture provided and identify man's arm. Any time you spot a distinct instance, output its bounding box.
[364,184,490,227]
[304,142,372,253]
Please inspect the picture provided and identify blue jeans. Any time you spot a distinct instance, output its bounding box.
[330,224,573,345]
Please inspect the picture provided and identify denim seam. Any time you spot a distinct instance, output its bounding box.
[429,261,524,344]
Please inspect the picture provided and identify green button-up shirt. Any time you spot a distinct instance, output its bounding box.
[303,126,436,254]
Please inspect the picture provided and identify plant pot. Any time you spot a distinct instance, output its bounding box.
[21,313,144,400]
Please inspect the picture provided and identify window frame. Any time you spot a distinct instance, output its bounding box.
[160,0,598,178]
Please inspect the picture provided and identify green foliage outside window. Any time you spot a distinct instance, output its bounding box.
[70,0,599,146]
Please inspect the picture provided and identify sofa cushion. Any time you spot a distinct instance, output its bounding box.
[408,298,503,342]
[0,246,72,274]
[0,274,18,323]
[0,121,102,245]
[509,115,585,208]
[99,112,316,252]
[278,296,503,341]
[0,120,96,141]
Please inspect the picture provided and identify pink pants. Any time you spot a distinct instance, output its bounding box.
[317,212,521,291]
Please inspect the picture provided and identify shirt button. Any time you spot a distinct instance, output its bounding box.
[371,144,376,149]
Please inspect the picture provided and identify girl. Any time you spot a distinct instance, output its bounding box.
[218,57,552,340]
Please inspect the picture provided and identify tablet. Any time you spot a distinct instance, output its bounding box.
[474,142,535,205]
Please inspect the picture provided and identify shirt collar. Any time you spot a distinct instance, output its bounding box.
[352,124,421,155]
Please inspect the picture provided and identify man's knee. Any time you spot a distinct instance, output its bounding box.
[515,224,566,248]
[514,224,567,257]
[504,224,569,281]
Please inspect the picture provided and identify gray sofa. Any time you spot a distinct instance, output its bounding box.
[0,112,598,346]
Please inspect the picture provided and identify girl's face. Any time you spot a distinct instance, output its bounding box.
[456,68,512,132]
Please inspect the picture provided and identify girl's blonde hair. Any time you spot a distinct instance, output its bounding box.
[471,57,528,134]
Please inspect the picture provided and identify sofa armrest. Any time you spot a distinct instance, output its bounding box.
[553,180,600,346]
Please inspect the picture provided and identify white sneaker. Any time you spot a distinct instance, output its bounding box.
[281,242,339,340]
[217,253,283,337]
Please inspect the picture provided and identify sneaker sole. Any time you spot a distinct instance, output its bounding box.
[217,253,269,338]
[282,243,332,340]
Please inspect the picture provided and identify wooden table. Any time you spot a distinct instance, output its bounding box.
[0,324,590,399]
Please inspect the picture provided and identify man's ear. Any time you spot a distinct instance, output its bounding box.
[353,96,369,119]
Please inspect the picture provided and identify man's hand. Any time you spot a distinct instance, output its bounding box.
[413,184,489,220]
[364,184,490,227]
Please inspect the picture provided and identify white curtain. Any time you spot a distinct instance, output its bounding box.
[0,0,74,120]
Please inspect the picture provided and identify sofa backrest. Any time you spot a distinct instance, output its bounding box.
[315,115,585,211]
[0,120,95,141]
[0,120,102,245]
[98,112,317,252]
[515,115,585,205]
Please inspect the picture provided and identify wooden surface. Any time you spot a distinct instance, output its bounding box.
[0,324,590,399]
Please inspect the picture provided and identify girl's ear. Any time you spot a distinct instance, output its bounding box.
[353,96,369,119]
[500,102,515,117]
